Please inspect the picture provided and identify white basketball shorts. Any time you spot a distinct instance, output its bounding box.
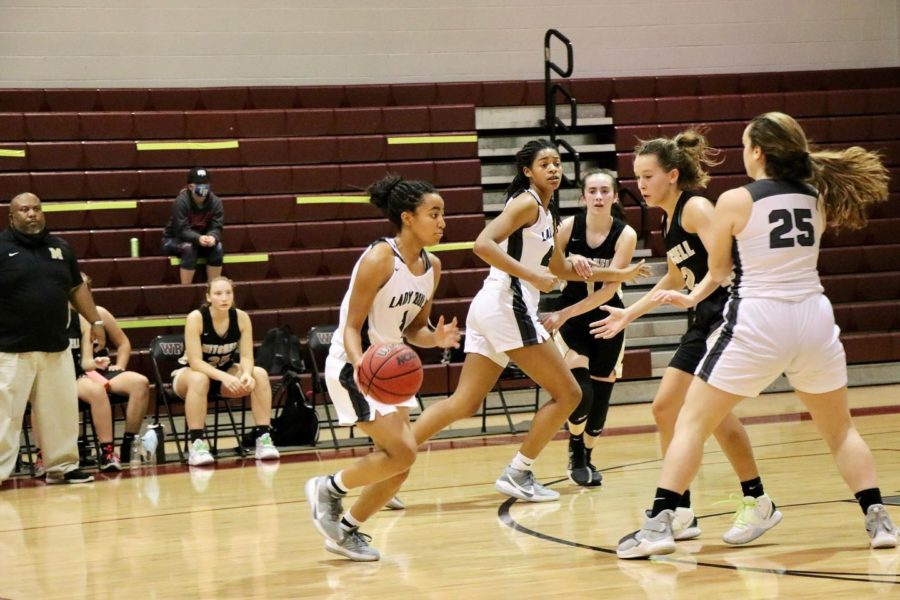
[697,293,847,398]
[324,355,418,426]
[464,284,549,368]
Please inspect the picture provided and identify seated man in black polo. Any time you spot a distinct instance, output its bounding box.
[161,167,225,285]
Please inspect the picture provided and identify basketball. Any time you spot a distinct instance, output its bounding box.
[358,343,423,404]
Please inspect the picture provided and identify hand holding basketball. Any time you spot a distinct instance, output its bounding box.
[357,343,423,404]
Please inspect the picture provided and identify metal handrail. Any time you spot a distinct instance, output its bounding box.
[548,82,578,138]
[543,29,575,139]
[554,137,581,190]
[544,29,581,210]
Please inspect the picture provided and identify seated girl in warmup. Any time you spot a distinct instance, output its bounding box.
[80,272,151,464]
[174,276,279,466]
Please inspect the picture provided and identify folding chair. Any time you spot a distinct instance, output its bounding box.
[149,334,248,463]
[481,362,537,434]
[17,401,99,475]
[305,324,343,448]
[17,406,37,477]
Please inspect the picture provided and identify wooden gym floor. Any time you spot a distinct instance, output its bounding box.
[1,384,899,599]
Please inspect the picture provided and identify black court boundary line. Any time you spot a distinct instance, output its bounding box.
[3,430,896,534]
[2,431,855,533]
[498,485,900,586]
[5,442,900,586]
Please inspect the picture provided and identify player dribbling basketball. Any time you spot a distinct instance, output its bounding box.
[304,175,460,562]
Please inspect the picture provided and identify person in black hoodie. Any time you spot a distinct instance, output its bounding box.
[162,167,225,284]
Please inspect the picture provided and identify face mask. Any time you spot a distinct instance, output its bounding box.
[194,184,210,197]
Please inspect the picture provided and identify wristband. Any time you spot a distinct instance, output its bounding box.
[92,320,104,327]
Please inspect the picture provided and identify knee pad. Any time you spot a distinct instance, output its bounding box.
[585,380,614,437]
[568,368,594,425]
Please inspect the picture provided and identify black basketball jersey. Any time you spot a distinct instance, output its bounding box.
[662,191,729,306]
[558,213,627,318]
[199,305,241,370]
[67,307,84,377]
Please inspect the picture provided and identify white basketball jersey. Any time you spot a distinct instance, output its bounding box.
[482,189,555,314]
[732,179,825,302]
[329,238,435,362]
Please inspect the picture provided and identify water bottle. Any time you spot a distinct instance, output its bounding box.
[129,237,140,258]
[130,436,142,467]
[153,424,167,464]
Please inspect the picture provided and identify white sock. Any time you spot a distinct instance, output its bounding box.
[510,452,535,472]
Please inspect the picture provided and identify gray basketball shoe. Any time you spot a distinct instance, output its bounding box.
[866,504,899,549]
[495,466,560,502]
[325,527,381,562]
[304,476,344,542]
[617,509,677,559]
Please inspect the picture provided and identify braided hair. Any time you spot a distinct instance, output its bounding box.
[368,175,437,229]
[504,138,561,227]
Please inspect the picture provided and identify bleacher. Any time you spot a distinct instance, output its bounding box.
[606,71,900,367]
[0,66,897,438]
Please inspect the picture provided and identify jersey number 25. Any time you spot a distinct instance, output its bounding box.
[768,208,815,249]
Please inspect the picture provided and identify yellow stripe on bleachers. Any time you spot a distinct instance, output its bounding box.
[119,317,186,330]
[169,253,269,266]
[425,241,475,252]
[42,200,137,212]
[296,196,371,204]
[136,141,240,151]
[0,149,25,158]
[387,135,477,145]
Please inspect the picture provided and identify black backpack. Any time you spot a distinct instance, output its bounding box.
[270,371,319,447]
[256,326,305,376]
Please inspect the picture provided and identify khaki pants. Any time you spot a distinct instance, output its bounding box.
[0,351,79,482]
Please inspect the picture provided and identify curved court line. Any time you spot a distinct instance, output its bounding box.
[497,483,900,585]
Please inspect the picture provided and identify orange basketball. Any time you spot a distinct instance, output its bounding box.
[358,343,423,405]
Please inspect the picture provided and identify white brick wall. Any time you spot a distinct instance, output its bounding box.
[0,0,896,87]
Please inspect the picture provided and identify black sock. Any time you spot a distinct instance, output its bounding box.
[855,488,883,515]
[569,431,584,445]
[741,477,765,499]
[328,474,348,496]
[339,515,358,532]
[651,487,682,517]
[678,489,691,509]
[189,429,205,443]
[120,433,136,461]
[585,446,594,467]
[253,425,272,438]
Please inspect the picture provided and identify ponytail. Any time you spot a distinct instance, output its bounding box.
[748,112,888,230]
[809,147,889,230]
[635,129,721,190]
